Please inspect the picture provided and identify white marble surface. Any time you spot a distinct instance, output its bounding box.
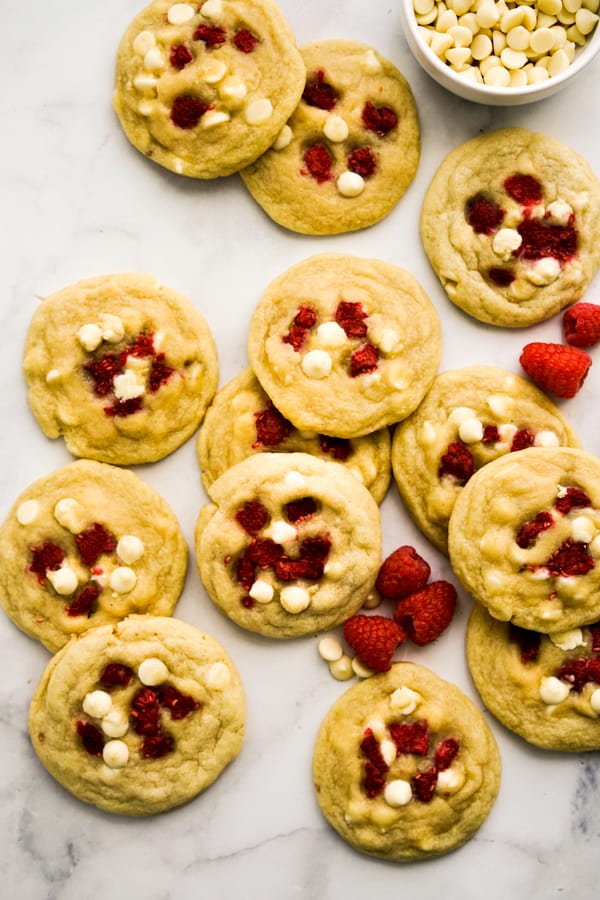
[1,1,600,897]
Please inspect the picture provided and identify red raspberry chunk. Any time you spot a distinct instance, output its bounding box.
[254,403,292,447]
[504,174,543,205]
[388,719,430,756]
[170,95,213,129]
[488,267,515,287]
[130,687,161,735]
[235,500,269,537]
[360,728,389,798]
[465,195,504,234]
[75,523,116,566]
[169,43,193,69]
[232,28,259,53]
[411,767,438,803]
[509,623,541,664]
[515,510,555,549]
[76,720,104,756]
[349,343,378,377]
[159,685,200,720]
[99,663,135,688]
[302,143,334,183]
[438,441,474,485]
[193,23,227,46]
[66,583,101,617]
[302,70,337,110]
[29,541,64,584]
[347,147,377,178]
[554,486,592,516]
[375,545,431,601]
[511,428,535,451]
[140,733,174,759]
[544,539,594,578]
[361,100,397,135]
[319,435,352,461]
[335,300,368,339]
[434,737,459,771]
[285,497,317,523]
[482,424,500,443]
[517,217,577,263]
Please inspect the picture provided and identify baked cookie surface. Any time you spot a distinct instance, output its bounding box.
[448,447,600,633]
[23,273,218,465]
[312,662,500,860]
[29,615,245,815]
[240,39,420,234]
[247,254,441,439]
[113,0,305,178]
[0,460,187,653]
[197,367,391,501]
[420,128,600,327]
[392,366,580,554]
[195,451,382,638]
[467,603,600,752]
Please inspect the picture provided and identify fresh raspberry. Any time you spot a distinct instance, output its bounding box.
[465,195,504,234]
[519,342,592,399]
[343,614,404,672]
[375,545,431,601]
[438,441,474,485]
[515,510,555,548]
[509,623,541,664]
[302,70,338,110]
[361,100,397,135]
[388,719,430,756]
[394,581,457,647]
[504,174,543,206]
[563,303,600,348]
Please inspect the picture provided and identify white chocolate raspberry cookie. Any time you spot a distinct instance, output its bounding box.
[392,366,580,555]
[240,39,420,234]
[420,128,600,326]
[312,662,501,860]
[113,0,305,178]
[448,447,600,633]
[195,451,382,638]
[23,273,218,465]
[197,367,391,502]
[0,460,187,653]
[29,615,245,815]
[467,603,600,752]
[247,254,441,439]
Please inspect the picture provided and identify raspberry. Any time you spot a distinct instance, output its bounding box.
[488,267,515,287]
[302,144,334,183]
[148,354,174,392]
[302,70,337,110]
[589,622,600,652]
[504,174,542,205]
[99,663,134,688]
[515,510,555,549]
[29,541,64,584]
[347,147,377,179]
[193,24,227,46]
[66,583,100,617]
[509,624,541,664]
[465,195,504,234]
[360,728,389,798]
[140,733,174,759]
[130,687,161,735]
[232,28,259,53]
[519,342,592,399]
[343,614,404,672]
[375,545,431,601]
[76,720,104,756]
[556,657,596,692]
[554,486,591,516]
[394,581,457,647]
[349,343,379,377]
[544,539,594,577]
[434,737,459,771]
[285,497,317,523]
[235,500,269,537]
[361,100,397,135]
[159,685,200,720]
[105,397,143,418]
[169,43,193,69]
[438,441,474,485]
[563,302,600,348]
[517,218,577,263]
[482,424,500,443]
[253,403,292,447]
[335,300,368,339]
[283,305,318,350]
[411,767,438,803]
[170,95,213,129]
[388,719,430,756]
[319,435,352,461]
[511,428,535,452]
[75,523,116,566]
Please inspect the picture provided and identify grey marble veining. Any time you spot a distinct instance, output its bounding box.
[2,2,600,898]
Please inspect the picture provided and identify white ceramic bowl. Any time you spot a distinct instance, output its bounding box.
[399,0,600,106]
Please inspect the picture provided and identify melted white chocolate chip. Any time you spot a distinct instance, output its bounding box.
[53,498,88,533]
[245,99,273,125]
[273,124,292,150]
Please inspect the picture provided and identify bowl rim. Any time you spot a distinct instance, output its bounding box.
[398,0,600,99]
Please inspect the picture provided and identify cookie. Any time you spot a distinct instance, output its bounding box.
[29,615,245,815]
[240,39,420,234]
[391,366,580,555]
[448,447,600,633]
[0,460,187,653]
[23,273,218,465]
[113,0,305,179]
[197,367,391,502]
[420,127,600,327]
[312,661,501,860]
[195,451,382,638]
[247,254,441,439]
[467,603,600,752]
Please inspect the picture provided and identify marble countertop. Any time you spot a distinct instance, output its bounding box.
[2,2,600,898]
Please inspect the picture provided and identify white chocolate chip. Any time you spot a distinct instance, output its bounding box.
[201,0,223,17]
[16,500,39,525]
[534,430,560,448]
[101,707,129,738]
[364,716,387,740]
[83,690,112,718]
[492,227,522,260]
[362,49,382,73]
[78,323,103,351]
[329,654,354,680]
[102,739,129,769]
[113,370,146,401]
[336,171,365,198]
[133,73,159,91]
[449,406,476,424]
[524,257,561,285]
[323,114,349,142]
[116,535,144,564]
[284,470,306,489]
[318,636,343,662]
[206,661,231,688]
[571,515,595,543]
[109,566,137,593]
[546,200,573,225]
[379,328,400,354]
[301,349,332,379]
[352,657,375,678]
[219,76,248,103]
[144,47,165,72]
[390,685,421,715]
[138,657,169,686]
[53,498,88,533]
[167,3,196,25]
[199,58,228,84]
[539,675,570,704]
[383,779,413,807]
[46,369,61,383]
[280,585,310,614]
[266,520,297,544]
[316,321,347,348]
[436,767,465,793]
[273,124,292,150]
[202,110,230,128]
[99,314,125,343]
[458,417,484,443]
[245,99,273,125]
[549,628,585,650]
[47,566,78,595]
[249,579,274,603]
[380,739,397,767]
[133,30,156,56]
[590,688,600,713]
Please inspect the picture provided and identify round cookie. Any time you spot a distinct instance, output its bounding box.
[113,0,305,179]
[29,615,245,815]
[312,661,501,861]
[448,447,600,633]
[197,367,391,502]
[240,39,420,234]
[195,451,382,638]
[392,366,580,555]
[23,273,218,465]
[247,254,442,439]
[0,460,188,653]
[420,127,600,327]
[467,603,600,752]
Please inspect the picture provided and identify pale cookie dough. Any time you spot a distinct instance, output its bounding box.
[0,460,187,653]
[195,451,382,638]
[312,661,501,861]
[467,603,600,752]
[23,273,218,465]
[197,367,391,502]
[247,254,441,439]
[392,366,580,555]
[29,615,245,815]
[420,128,600,326]
[113,0,305,178]
[448,447,600,633]
[240,39,420,234]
